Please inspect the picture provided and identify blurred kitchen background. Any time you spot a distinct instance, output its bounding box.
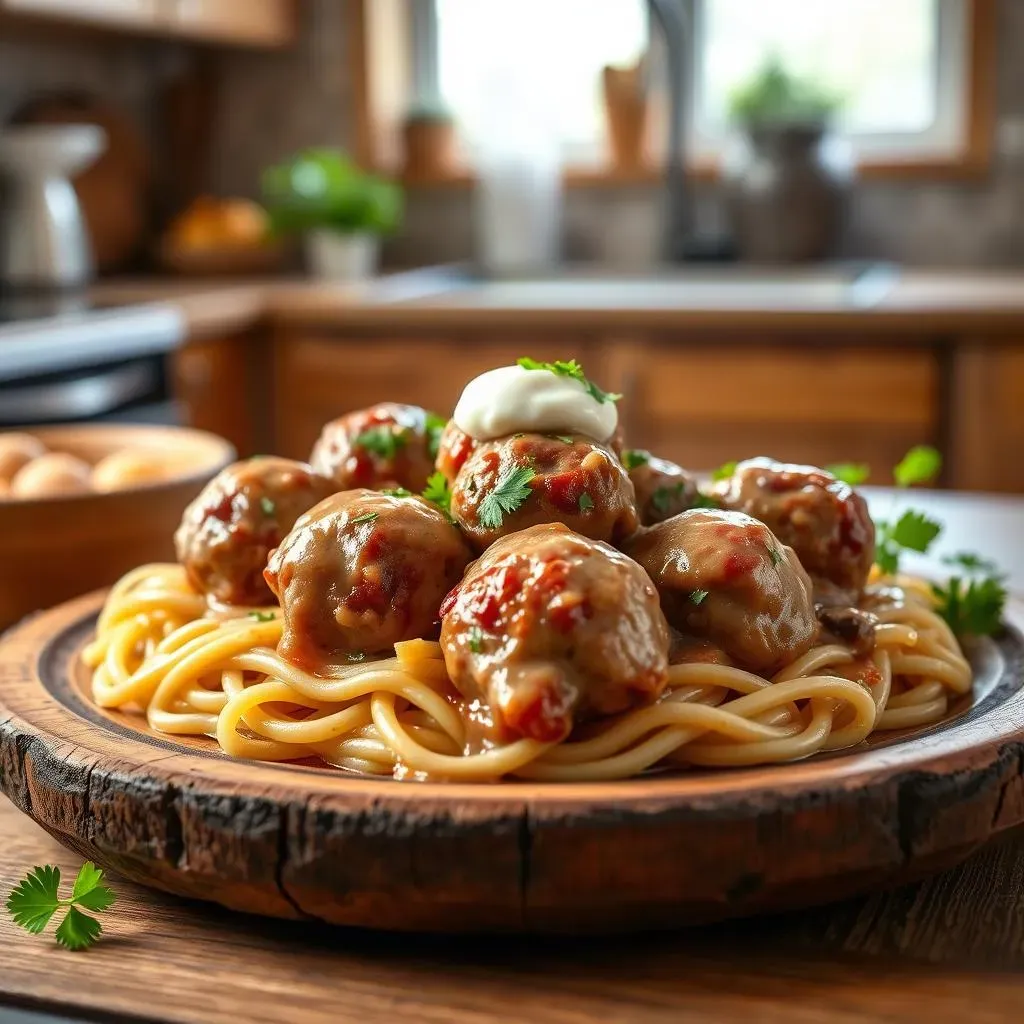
[1,0,1022,493]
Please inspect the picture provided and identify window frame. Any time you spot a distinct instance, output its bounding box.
[348,0,995,185]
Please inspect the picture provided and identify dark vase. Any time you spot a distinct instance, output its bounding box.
[724,120,853,263]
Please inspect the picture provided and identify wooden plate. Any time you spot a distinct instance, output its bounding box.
[1,591,1023,934]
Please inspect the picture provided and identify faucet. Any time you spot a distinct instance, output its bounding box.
[645,0,694,262]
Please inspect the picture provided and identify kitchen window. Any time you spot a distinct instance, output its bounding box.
[375,0,992,178]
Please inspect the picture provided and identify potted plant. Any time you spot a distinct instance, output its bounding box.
[401,98,458,180]
[724,58,851,263]
[261,149,402,280]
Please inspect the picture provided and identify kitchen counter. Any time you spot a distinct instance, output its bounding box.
[90,267,1024,336]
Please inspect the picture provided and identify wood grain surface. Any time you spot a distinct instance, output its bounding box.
[2,796,1024,1024]
[1,589,1023,935]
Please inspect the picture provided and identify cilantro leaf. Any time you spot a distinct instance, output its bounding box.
[888,509,942,552]
[422,471,453,515]
[893,445,941,487]
[249,610,277,622]
[711,461,737,482]
[622,449,650,470]
[259,496,276,517]
[516,356,621,404]
[468,626,484,654]
[478,465,536,530]
[578,492,595,512]
[691,589,709,605]
[425,412,446,460]
[768,545,783,567]
[874,541,901,576]
[55,906,102,952]
[7,862,116,951]
[692,493,722,510]
[381,487,413,498]
[351,512,379,525]
[942,551,1003,577]
[6,865,60,934]
[826,462,871,486]
[651,483,685,515]
[355,426,409,460]
[933,576,1007,637]
[552,435,575,445]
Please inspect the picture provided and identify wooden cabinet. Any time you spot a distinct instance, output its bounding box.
[172,335,256,458]
[605,338,940,481]
[273,333,596,460]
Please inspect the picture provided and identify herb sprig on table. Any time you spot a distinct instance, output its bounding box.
[7,862,117,951]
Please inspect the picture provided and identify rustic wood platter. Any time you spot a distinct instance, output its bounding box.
[1,590,1023,934]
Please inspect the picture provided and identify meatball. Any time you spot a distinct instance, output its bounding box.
[624,450,699,525]
[0,432,46,484]
[175,457,337,606]
[625,508,817,674]
[451,433,638,552]
[435,418,477,483]
[440,523,670,743]
[712,457,875,600]
[310,402,442,493]
[265,490,472,671]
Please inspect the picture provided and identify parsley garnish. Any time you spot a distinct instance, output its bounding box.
[826,462,871,486]
[552,435,575,445]
[259,496,276,516]
[346,651,366,663]
[893,445,941,487]
[768,545,783,567]
[691,589,709,605]
[248,610,277,622]
[622,449,650,470]
[711,460,737,482]
[422,471,453,516]
[692,493,721,510]
[355,426,409,460]
[516,356,621,405]
[578,492,595,512]
[942,551,1001,575]
[478,465,536,530]
[7,862,116,951]
[425,412,446,460]
[651,483,685,515]
[875,509,943,575]
[351,512,379,525]
[381,487,413,498]
[933,576,1007,637]
[468,626,484,654]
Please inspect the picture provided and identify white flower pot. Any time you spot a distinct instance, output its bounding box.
[305,230,379,280]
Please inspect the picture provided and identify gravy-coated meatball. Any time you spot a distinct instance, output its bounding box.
[265,490,472,671]
[435,418,477,483]
[712,458,875,600]
[624,451,699,525]
[440,523,670,743]
[625,508,817,674]
[310,402,442,492]
[451,433,638,552]
[175,457,336,606]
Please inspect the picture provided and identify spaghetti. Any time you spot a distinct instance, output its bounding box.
[83,562,972,782]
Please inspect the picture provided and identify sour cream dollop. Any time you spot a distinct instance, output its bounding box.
[453,364,618,442]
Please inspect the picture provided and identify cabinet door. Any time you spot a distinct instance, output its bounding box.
[606,339,940,483]
[2,0,158,24]
[273,334,594,461]
[172,336,255,458]
[164,0,295,45]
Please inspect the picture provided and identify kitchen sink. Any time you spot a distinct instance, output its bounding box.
[391,261,899,310]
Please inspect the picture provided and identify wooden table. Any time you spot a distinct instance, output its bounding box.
[2,490,1024,1024]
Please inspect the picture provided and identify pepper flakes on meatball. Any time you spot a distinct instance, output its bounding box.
[440,523,670,743]
[310,402,444,493]
[265,489,472,672]
[450,432,638,552]
[175,457,337,606]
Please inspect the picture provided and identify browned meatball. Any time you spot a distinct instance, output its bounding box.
[625,508,817,674]
[434,418,478,483]
[450,433,638,552]
[175,457,337,606]
[265,490,472,672]
[712,458,875,600]
[440,523,670,743]
[623,450,699,525]
[310,403,443,493]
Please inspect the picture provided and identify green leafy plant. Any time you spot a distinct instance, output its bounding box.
[516,357,621,405]
[478,465,536,529]
[729,57,842,125]
[262,149,402,237]
[7,863,116,951]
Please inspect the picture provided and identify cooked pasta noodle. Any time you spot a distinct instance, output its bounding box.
[82,563,972,782]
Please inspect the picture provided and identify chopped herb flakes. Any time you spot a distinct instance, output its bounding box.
[516,357,621,405]
[478,465,536,530]
[355,426,409,460]
[351,512,379,525]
